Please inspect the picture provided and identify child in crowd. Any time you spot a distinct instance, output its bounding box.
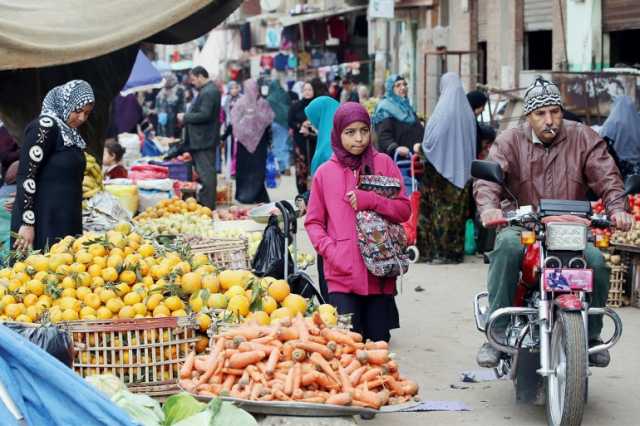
[102,140,128,180]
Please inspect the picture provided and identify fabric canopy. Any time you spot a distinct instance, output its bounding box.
[0,0,242,71]
[121,51,163,95]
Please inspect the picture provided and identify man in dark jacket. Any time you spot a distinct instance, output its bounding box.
[178,66,221,208]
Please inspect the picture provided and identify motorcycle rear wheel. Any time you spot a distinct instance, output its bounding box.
[546,311,587,426]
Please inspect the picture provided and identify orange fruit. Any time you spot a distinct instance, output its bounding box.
[180,272,202,295]
[101,267,118,283]
[138,244,155,258]
[268,280,290,303]
[227,295,250,317]
[165,296,183,312]
[261,296,278,314]
[26,279,44,296]
[281,294,307,316]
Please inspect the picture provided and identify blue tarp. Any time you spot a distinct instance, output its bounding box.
[0,325,137,426]
[121,51,163,95]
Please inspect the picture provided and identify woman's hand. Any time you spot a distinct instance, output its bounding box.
[14,225,34,252]
[347,191,358,210]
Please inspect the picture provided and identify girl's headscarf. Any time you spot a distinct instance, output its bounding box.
[40,80,94,149]
[266,80,291,127]
[231,79,275,153]
[599,95,640,163]
[306,96,340,175]
[421,72,477,189]
[371,75,417,126]
[331,102,377,173]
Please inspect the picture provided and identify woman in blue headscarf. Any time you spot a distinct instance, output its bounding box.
[417,72,477,264]
[372,75,424,158]
[599,95,640,179]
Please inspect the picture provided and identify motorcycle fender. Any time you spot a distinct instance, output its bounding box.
[554,294,583,311]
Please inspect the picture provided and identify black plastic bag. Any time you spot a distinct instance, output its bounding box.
[252,215,293,279]
[288,271,325,304]
[4,322,74,367]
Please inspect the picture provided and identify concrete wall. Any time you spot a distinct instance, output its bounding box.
[486,0,522,90]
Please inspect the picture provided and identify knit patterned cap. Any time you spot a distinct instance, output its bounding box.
[523,77,563,115]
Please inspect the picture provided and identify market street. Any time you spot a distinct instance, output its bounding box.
[269,175,640,426]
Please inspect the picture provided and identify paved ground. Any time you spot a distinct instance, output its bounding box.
[266,175,640,425]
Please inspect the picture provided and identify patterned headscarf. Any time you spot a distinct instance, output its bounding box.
[40,80,94,149]
[371,75,417,126]
[523,77,563,115]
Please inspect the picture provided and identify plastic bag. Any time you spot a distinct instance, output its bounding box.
[104,184,139,216]
[2,322,73,367]
[251,215,293,279]
[464,218,477,255]
[83,191,132,233]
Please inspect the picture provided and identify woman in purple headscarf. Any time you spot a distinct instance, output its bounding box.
[231,79,275,204]
[305,102,410,342]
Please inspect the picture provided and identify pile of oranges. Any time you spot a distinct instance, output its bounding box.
[134,197,212,221]
[0,222,324,332]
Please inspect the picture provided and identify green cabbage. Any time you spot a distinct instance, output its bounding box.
[163,392,206,426]
[85,374,127,398]
[111,389,164,426]
[172,398,257,426]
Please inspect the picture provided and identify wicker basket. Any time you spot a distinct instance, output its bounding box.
[65,316,199,396]
[189,238,250,270]
[608,264,627,308]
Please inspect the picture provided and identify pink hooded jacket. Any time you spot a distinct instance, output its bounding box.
[305,153,411,296]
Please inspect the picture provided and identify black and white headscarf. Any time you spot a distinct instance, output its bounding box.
[523,77,563,115]
[40,80,95,149]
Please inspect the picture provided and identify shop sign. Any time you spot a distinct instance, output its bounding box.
[369,0,395,19]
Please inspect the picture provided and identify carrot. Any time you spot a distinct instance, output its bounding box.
[265,346,280,375]
[384,375,405,396]
[255,362,268,375]
[222,374,236,392]
[194,356,207,372]
[198,337,225,385]
[223,327,263,340]
[228,350,266,369]
[377,389,390,406]
[315,372,341,391]
[208,373,223,384]
[312,312,326,328]
[344,359,361,375]
[284,366,295,396]
[359,367,382,384]
[340,354,355,368]
[259,393,274,401]
[246,365,267,385]
[232,335,247,348]
[277,360,294,369]
[309,352,340,384]
[277,327,299,341]
[180,351,196,379]
[353,389,383,409]
[342,345,355,354]
[221,368,245,376]
[274,372,288,382]
[295,341,334,360]
[321,328,357,347]
[309,335,328,345]
[294,315,310,341]
[386,360,398,372]
[348,331,364,342]
[401,379,419,396]
[292,388,304,400]
[349,366,367,386]
[292,363,302,395]
[365,340,389,350]
[198,390,219,398]
[326,341,337,353]
[326,392,353,406]
[292,348,307,362]
[365,378,384,390]
[356,349,389,365]
[282,342,295,361]
[338,365,353,393]
[238,341,275,354]
[273,389,291,401]
[250,383,264,400]
[251,335,275,345]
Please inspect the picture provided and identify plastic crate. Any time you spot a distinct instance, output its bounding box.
[66,316,199,396]
[608,264,627,308]
[188,238,250,270]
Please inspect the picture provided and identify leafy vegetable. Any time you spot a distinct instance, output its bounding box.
[163,392,206,426]
[112,389,164,426]
[172,398,256,426]
[85,374,127,398]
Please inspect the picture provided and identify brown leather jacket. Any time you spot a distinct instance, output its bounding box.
[473,120,626,216]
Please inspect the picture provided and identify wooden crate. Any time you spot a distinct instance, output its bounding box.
[189,238,249,270]
[608,264,627,308]
[65,316,198,396]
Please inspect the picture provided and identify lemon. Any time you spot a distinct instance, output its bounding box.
[165,296,184,312]
[320,312,337,327]
[106,298,124,313]
[153,304,171,317]
[270,307,293,323]
[62,309,79,321]
[268,280,290,303]
[202,274,220,293]
[133,302,147,316]
[118,305,136,319]
[16,314,33,323]
[181,272,202,295]
[76,286,92,301]
[192,254,210,268]
[227,295,250,317]
[123,291,141,306]
[61,288,77,299]
[138,244,155,258]
[281,294,307,317]
[96,306,113,319]
[262,296,278,314]
[172,309,187,317]
[224,286,246,300]
[84,293,102,310]
[101,267,118,283]
[247,311,270,326]
[207,293,228,309]
[146,293,163,310]
[80,306,96,319]
[189,292,205,313]
[119,270,137,285]
[23,294,38,307]
[197,313,212,332]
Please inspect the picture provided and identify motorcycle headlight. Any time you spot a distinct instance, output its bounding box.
[545,223,588,251]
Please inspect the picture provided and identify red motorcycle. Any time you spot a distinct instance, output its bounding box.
[471,160,639,426]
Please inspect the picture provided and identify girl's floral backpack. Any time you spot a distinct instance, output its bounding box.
[355,175,409,277]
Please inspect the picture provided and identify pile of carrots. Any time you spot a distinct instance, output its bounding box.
[179,312,419,409]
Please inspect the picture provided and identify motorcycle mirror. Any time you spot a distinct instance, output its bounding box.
[471,160,504,185]
[624,174,640,195]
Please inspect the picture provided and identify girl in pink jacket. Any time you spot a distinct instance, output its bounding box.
[305,102,411,341]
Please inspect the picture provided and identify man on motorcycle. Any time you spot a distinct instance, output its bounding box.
[473,77,633,368]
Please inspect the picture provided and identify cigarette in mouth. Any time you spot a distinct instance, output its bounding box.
[547,129,556,135]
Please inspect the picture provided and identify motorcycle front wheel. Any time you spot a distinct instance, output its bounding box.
[546,310,587,426]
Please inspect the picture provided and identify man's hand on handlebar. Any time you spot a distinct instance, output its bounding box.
[480,208,505,228]
[612,211,633,232]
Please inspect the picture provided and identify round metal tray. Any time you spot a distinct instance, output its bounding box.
[249,200,299,224]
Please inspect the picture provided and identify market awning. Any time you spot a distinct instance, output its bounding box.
[278,5,367,27]
[0,0,242,71]
[120,51,163,96]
